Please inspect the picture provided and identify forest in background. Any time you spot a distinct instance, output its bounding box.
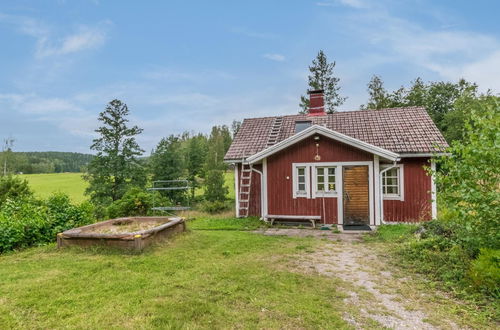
[0,151,94,174]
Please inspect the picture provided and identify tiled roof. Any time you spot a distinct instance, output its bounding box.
[224,106,449,160]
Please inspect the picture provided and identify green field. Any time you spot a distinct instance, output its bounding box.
[19,173,88,203]
[19,171,235,203]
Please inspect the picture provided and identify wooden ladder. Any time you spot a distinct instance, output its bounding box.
[266,117,284,147]
[238,162,252,218]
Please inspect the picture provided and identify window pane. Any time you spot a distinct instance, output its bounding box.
[328,183,335,191]
[317,183,324,191]
[317,176,324,183]
[298,183,305,191]
[386,186,397,194]
[298,168,305,175]
[387,177,397,185]
[328,175,335,183]
[317,168,324,175]
[298,176,305,183]
[328,168,335,175]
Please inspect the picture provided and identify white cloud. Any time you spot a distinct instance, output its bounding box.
[263,53,286,62]
[0,13,110,58]
[332,6,500,91]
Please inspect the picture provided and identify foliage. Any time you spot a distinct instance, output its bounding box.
[106,187,169,218]
[204,170,228,203]
[434,98,500,254]
[0,193,94,253]
[0,175,32,206]
[1,152,94,174]
[361,76,480,143]
[203,126,231,204]
[299,50,346,114]
[149,134,187,202]
[84,99,146,207]
[200,200,229,213]
[185,134,208,198]
[468,249,500,297]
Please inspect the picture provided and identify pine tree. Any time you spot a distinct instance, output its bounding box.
[299,50,346,114]
[363,75,392,110]
[185,133,208,198]
[84,99,146,207]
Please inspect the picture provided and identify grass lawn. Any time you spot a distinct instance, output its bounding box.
[0,219,349,329]
[19,173,88,204]
[18,171,235,204]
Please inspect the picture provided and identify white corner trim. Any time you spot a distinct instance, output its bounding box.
[262,158,268,218]
[431,160,437,219]
[381,164,404,201]
[234,165,239,218]
[246,125,399,163]
[374,155,381,225]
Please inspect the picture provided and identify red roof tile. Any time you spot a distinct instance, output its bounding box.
[224,106,448,161]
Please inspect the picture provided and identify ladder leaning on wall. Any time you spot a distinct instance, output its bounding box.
[238,162,253,218]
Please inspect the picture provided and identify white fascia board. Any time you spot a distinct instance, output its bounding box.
[399,152,450,158]
[247,125,399,163]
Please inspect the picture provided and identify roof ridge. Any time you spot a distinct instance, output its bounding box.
[241,106,427,121]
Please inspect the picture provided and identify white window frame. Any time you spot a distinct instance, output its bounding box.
[312,166,338,198]
[292,164,311,198]
[381,164,404,201]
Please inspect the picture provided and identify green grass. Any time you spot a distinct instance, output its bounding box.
[0,229,349,329]
[364,224,418,242]
[19,173,88,204]
[19,171,235,204]
[188,216,264,231]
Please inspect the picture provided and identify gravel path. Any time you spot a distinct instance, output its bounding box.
[257,228,458,330]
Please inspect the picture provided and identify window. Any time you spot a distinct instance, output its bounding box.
[382,165,404,200]
[293,165,310,198]
[295,121,312,133]
[315,166,336,196]
[297,167,306,193]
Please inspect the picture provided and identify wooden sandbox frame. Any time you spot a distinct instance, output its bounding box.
[57,217,186,251]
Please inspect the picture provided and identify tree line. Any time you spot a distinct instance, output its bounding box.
[0,151,94,174]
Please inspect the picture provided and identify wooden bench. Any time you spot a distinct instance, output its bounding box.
[265,215,322,227]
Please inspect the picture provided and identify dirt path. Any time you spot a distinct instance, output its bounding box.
[256,228,461,330]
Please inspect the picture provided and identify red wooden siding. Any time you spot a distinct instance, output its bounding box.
[237,163,262,217]
[383,158,432,222]
[266,135,372,224]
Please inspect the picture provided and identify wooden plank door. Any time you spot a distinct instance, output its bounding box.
[343,165,369,225]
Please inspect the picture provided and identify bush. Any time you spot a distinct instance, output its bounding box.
[468,249,500,297]
[0,193,94,253]
[0,175,32,206]
[200,200,230,214]
[106,187,169,218]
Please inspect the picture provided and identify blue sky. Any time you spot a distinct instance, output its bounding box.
[1,0,499,153]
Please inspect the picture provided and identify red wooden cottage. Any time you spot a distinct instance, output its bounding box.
[224,90,448,228]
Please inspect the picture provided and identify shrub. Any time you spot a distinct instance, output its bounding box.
[106,187,169,218]
[468,249,500,297]
[200,200,230,214]
[0,193,94,253]
[0,175,32,206]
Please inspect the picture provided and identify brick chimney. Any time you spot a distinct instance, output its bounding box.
[307,89,326,116]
